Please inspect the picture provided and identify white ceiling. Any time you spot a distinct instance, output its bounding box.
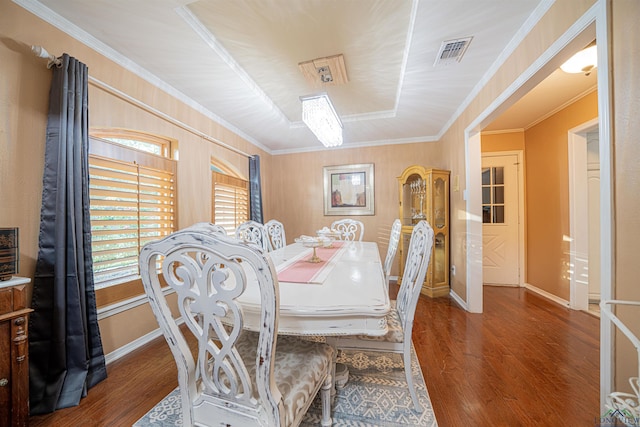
[19,0,597,153]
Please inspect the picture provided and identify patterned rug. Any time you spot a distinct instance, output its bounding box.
[134,346,437,427]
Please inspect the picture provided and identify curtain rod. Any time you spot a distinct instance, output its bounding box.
[31,45,62,68]
[31,45,253,159]
[88,77,253,159]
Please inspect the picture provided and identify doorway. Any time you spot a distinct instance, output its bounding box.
[568,118,600,313]
[482,151,524,286]
[464,1,612,408]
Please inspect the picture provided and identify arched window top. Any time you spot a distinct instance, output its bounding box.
[91,128,174,158]
[210,157,245,179]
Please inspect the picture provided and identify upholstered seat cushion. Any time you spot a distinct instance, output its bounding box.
[355,300,404,343]
[234,333,334,426]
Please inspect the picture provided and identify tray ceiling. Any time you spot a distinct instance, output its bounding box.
[22,0,596,153]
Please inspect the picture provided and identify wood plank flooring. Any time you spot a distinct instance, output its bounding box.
[413,286,599,426]
[28,285,599,427]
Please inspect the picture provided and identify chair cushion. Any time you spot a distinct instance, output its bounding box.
[235,333,334,426]
[355,300,404,343]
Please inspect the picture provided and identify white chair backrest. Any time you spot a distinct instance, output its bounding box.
[185,222,228,236]
[235,220,269,252]
[265,219,286,251]
[331,219,365,241]
[396,220,434,334]
[139,229,282,426]
[383,219,402,284]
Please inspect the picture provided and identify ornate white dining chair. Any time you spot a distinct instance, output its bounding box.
[186,222,228,236]
[235,220,270,252]
[383,219,402,290]
[330,218,364,241]
[332,220,434,412]
[265,219,287,251]
[139,229,334,427]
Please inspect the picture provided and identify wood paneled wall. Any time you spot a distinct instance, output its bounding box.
[0,0,270,355]
[269,142,444,277]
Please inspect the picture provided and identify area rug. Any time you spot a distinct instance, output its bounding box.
[134,346,437,427]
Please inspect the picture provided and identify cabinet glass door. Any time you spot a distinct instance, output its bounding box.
[434,177,446,229]
[402,173,425,226]
[434,233,446,284]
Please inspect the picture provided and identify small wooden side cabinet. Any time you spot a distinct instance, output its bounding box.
[0,276,32,427]
[397,166,450,297]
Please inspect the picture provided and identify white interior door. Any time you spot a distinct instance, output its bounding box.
[568,120,599,311]
[586,130,601,302]
[482,153,521,286]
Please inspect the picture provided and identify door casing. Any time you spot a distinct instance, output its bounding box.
[481,150,525,287]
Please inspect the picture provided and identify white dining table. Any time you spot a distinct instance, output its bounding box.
[237,240,390,337]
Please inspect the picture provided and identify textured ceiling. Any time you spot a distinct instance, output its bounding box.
[20,0,596,153]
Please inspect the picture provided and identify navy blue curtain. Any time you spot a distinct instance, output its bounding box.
[249,155,263,223]
[29,54,107,414]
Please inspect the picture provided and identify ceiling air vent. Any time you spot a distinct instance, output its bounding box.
[434,37,473,66]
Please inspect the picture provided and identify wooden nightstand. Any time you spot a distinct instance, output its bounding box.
[0,276,32,427]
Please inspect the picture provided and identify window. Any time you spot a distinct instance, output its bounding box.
[89,132,176,289]
[91,128,170,157]
[212,171,248,235]
[482,166,505,224]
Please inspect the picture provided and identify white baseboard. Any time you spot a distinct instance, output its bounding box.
[524,283,570,308]
[449,289,468,310]
[453,283,574,312]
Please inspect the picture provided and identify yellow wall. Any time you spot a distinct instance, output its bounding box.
[481,131,525,152]
[524,91,597,299]
[480,91,598,302]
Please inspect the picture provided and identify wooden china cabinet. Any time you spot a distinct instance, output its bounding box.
[397,166,450,297]
[0,276,32,427]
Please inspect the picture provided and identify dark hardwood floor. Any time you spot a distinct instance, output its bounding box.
[28,285,599,427]
[413,286,599,426]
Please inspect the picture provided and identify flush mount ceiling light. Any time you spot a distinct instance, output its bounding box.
[561,45,597,76]
[300,93,343,148]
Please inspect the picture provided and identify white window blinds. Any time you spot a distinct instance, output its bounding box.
[89,138,176,288]
[212,172,248,236]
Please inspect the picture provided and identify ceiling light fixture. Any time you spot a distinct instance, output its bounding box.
[300,93,343,148]
[561,45,597,76]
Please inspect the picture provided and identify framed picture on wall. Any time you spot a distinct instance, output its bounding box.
[323,163,375,215]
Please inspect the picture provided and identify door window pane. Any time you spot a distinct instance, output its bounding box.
[482,187,491,204]
[481,166,505,224]
[493,186,504,204]
[482,168,491,185]
[482,206,491,223]
[493,167,504,185]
